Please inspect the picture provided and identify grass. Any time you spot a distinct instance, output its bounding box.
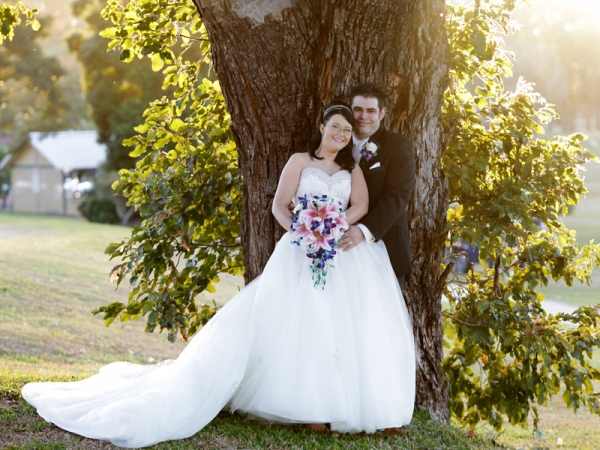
[0,212,504,449]
[493,399,600,450]
[0,213,246,377]
[0,213,184,376]
[0,374,502,450]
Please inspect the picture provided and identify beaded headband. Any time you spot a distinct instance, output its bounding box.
[323,104,352,117]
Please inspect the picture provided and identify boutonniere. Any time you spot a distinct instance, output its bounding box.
[360,141,380,163]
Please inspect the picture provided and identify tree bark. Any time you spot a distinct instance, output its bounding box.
[192,0,450,422]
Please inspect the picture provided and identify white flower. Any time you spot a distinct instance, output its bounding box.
[366,142,378,153]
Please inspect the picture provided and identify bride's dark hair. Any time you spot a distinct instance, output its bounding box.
[308,101,356,172]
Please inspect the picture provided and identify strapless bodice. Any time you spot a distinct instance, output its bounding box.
[294,167,351,209]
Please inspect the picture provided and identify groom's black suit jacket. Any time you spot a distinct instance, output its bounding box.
[359,126,416,276]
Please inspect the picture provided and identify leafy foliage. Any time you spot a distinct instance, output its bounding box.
[442,0,600,431]
[0,11,71,134]
[67,0,171,171]
[94,0,242,342]
[0,2,39,43]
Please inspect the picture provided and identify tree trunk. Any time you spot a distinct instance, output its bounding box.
[192,0,450,422]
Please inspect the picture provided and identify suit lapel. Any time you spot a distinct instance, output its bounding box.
[361,127,385,171]
[359,156,368,170]
[369,126,385,151]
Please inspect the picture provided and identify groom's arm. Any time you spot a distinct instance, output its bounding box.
[361,135,415,240]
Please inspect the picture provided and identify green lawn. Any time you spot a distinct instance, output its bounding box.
[0,213,502,449]
[0,213,248,376]
[0,213,185,376]
[0,371,500,450]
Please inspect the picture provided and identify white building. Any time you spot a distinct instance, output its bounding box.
[0,131,107,215]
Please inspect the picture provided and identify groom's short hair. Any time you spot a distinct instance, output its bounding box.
[349,83,387,109]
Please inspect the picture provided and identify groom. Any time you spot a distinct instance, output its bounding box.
[339,83,416,290]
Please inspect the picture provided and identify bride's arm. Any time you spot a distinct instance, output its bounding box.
[345,167,369,225]
[272,153,305,231]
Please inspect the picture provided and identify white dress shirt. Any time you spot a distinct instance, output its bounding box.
[352,137,369,164]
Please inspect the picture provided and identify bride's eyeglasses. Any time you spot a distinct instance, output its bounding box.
[327,124,353,137]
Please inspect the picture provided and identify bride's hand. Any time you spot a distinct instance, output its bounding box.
[338,225,365,252]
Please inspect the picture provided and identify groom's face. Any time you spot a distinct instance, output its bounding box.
[351,96,386,140]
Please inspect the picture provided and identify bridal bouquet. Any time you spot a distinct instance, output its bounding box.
[290,194,348,289]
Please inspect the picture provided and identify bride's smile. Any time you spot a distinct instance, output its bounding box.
[319,117,353,153]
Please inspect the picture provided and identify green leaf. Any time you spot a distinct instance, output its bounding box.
[151,53,164,72]
[154,139,170,151]
[99,27,118,38]
[169,118,186,133]
[444,321,456,339]
[562,390,572,407]
[134,123,150,133]
[120,49,132,61]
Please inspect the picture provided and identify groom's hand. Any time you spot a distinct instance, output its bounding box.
[339,225,364,252]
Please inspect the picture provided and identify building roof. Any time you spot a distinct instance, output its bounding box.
[28,131,106,170]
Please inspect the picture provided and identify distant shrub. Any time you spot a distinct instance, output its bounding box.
[78,198,119,224]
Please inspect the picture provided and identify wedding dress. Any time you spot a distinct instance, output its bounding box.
[22,167,416,448]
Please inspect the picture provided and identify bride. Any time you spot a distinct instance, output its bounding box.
[22,101,416,448]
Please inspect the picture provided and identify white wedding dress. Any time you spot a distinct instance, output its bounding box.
[22,167,416,448]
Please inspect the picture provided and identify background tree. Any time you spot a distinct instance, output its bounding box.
[506,0,600,132]
[66,0,168,172]
[0,13,71,135]
[442,0,600,431]
[0,2,73,207]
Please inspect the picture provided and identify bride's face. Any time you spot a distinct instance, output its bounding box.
[319,114,353,152]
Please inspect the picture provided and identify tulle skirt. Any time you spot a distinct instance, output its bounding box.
[22,233,416,447]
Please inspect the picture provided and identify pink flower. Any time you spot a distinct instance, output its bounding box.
[292,222,314,241]
[297,202,322,227]
[336,212,348,231]
[311,231,333,252]
[318,201,340,221]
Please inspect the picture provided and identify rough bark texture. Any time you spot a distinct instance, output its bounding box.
[192,0,450,422]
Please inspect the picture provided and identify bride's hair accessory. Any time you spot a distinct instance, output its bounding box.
[290,195,348,289]
[323,104,352,118]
